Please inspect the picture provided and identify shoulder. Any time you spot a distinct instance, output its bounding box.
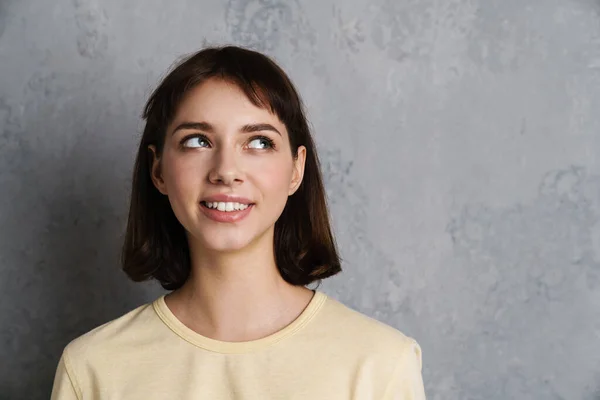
[318,293,419,348]
[307,293,425,397]
[60,300,158,366]
[315,293,423,366]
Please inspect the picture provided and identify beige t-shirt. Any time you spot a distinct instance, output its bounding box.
[50,290,426,399]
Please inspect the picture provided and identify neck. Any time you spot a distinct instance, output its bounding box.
[166,233,314,342]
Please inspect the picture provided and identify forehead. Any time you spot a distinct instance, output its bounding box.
[171,78,285,131]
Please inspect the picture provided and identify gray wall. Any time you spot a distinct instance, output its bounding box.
[1,0,599,399]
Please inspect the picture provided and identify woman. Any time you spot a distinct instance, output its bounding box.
[51,45,426,399]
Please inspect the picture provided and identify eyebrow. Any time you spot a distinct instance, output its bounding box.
[171,121,281,136]
[241,123,281,136]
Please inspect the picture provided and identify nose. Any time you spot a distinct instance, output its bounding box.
[207,146,243,186]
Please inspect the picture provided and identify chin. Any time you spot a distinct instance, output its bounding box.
[205,239,252,253]
[194,230,258,253]
[184,213,275,254]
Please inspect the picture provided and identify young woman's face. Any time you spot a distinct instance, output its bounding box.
[149,78,306,254]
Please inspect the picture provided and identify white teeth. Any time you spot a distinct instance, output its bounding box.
[204,201,250,212]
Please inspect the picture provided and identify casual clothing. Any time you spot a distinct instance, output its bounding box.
[51,290,426,399]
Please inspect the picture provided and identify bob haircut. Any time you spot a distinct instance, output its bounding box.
[121,45,342,291]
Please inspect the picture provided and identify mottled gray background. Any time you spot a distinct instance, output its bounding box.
[1,0,600,399]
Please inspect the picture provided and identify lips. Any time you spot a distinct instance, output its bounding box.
[199,194,254,223]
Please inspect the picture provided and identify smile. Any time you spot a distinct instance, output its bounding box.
[201,201,250,212]
[200,201,254,223]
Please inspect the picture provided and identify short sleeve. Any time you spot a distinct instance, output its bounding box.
[50,351,81,400]
[382,339,426,400]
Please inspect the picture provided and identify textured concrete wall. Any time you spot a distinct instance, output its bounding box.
[1,0,600,399]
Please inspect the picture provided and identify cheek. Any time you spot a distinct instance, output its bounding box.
[162,153,203,200]
[252,160,294,199]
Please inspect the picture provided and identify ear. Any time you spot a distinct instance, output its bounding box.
[289,146,306,196]
[148,145,168,195]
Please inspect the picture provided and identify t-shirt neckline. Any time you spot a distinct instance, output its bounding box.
[152,290,327,354]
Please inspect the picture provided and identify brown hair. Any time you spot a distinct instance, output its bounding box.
[121,45,342,291]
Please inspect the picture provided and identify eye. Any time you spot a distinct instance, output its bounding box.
[247,136,275,150]
[182,135,210,148]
